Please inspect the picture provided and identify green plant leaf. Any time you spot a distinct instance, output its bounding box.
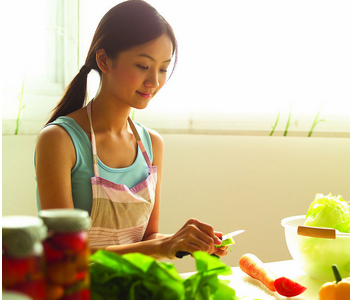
[269,109,280,136]
[284,106,292,136]
[90,250,185,300]
[15,76,26,135]
[183,252,237,300]
[308,105,325,137]
[194,251,232,275]
[89,250,239,300]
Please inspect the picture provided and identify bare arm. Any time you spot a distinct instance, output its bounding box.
[35,125,76,209]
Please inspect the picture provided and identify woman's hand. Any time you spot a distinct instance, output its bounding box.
[212,231,228,257]
[161,218,225,259]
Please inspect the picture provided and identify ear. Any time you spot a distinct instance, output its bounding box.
[96,49,109,73]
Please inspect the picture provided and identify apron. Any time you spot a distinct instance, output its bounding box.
[86,101,157,248]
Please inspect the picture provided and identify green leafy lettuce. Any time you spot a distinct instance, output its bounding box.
[304,193,350,233]
[89,250,239,300]
[183,251,237,300]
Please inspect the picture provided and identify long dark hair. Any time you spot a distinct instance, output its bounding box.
[46,0,177,124]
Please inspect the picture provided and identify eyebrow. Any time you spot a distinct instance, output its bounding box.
[138,54,171,63]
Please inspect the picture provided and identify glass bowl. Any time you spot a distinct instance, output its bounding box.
[281,215,350,282]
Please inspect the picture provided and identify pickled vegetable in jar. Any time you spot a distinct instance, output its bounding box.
[2,216,47,300]
[39,209,91,300]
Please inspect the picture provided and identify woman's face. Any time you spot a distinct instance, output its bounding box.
[104,33,173,109]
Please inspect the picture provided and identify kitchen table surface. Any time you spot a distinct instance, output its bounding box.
[182,260,323,300]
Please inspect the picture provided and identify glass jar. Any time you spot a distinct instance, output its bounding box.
[39,209,91,300]
[2,216,47,300]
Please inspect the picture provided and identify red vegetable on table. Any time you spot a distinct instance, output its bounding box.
[274,276,307,297]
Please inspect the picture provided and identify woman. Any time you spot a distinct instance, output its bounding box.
[35,0,227,260]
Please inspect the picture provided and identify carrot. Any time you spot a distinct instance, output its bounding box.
[239,253,276,292]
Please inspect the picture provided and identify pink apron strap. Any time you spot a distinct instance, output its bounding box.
[127,117,153,168]
[87,101,100,177]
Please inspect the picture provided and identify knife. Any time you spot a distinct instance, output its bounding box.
[175,229,245,259]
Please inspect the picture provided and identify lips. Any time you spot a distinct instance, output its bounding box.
[136,91,153,99]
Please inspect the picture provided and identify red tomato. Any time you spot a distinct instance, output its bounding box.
[75,270,88,281]
[43,240,65,262]
[2,256,32,287]
[274,277,307,297]
[50,231,87,252]
[9,279,46,300]
[61,289,90,300]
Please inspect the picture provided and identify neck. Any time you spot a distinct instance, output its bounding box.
[90,94,132,134]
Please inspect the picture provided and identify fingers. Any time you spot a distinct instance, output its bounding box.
[213,245,228,257]
[213,231,229,257]
[173,219,218,255]
[187,219,220,251]
[166,219,230,259]
[186,218,221,245]
[214,231,224,247]
[214,231,223,240]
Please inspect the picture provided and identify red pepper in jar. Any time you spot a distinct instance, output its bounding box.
[39,209,91,300]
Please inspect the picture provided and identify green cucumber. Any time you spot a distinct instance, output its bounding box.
[215,236,235,248]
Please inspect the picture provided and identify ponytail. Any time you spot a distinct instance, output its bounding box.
[46,65,91,125]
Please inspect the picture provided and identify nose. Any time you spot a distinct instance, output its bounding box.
[144,71,159,89]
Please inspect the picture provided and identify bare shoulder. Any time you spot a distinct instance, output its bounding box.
[147,128,164,166]
[147,128,164,149]
[37,124,72,147]
[36,124,75,167]
[37,106,88,150]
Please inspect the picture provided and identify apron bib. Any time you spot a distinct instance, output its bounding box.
[86,101,157,248]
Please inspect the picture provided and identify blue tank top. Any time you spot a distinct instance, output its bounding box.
[35,116,153,215]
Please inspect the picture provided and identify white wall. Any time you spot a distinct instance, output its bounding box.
[2,135,38,217]
[2,134,350,273]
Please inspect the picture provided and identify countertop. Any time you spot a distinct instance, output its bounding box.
[182,260,323,300]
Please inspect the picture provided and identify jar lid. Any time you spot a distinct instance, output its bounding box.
[2,291,33,300]
[39,209,91,232]
[2,216,47,258]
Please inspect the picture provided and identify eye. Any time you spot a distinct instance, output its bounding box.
[160,69,168,73]
[136,64,149,70]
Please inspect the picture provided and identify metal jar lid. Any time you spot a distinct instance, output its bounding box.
[2,216,47,258]
[38,209,91,232]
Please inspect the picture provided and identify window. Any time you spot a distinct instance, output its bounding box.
[2,0,79,135]
[81,0,350,137]
[3,0,350,137]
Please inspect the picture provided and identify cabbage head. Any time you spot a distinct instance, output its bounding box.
[304,193,350,233]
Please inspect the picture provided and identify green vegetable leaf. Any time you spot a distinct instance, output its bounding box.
[90,250,184,300]
[194,251,232,275]
[304,193,350,233]
[183,252,237,300]
[89,250,239,300]
[216,236,235,248]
